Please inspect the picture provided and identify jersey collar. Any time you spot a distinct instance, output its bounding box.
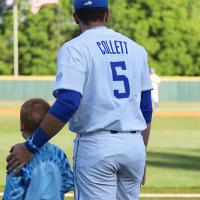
[86,26,108,32]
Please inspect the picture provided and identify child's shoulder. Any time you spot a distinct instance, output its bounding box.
[42,143,66,155]
[25,143,69,171]
[37,143,68,161]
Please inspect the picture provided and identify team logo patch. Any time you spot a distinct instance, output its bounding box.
[56,72,62,81]
[84,0,93,6]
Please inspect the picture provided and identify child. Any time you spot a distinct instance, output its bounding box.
[3,98,74,200]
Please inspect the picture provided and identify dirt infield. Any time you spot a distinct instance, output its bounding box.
[1,107,200,117]
[153,111,200,117]
[1,101,200,117]
[0,108,19,116]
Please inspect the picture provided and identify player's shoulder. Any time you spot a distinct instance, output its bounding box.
[26,143,68,167]
[23,143,69,175]
[57,35,87,60]
[115,30,147,55]
[60,33,85,51]
[40,143,67,159]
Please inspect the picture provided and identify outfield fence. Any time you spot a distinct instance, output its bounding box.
[0,76,200,102]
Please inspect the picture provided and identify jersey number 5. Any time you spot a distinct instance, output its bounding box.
[110,61,130,99]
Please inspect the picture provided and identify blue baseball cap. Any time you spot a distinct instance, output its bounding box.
[74,0,108,10]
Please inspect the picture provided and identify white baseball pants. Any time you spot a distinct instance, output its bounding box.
[73,130,146,200]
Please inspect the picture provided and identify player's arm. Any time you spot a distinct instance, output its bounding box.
[140,89,152,148]
[140,89,153,186]
[6,89,82,173]
[141,123,151,148]
[24,89,82,153]
[140,47,153,147]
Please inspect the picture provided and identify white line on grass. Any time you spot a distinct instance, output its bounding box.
[1,193,200,198]
[140,194,200,198]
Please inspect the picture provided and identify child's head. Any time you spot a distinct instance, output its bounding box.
[20,98,50,139]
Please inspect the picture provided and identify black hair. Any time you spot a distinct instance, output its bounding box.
[75,7,108,25]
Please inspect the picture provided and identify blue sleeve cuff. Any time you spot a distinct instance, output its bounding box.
[140,90,153,124]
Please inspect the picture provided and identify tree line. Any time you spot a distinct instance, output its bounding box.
[0,0,200,76]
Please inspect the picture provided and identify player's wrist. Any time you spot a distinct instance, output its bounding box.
[145,146,147,151]
[24,139,38,153]
[24,127,50,154]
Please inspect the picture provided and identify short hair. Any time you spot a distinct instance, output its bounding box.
[20,98,50,132]
[75,7,108,25]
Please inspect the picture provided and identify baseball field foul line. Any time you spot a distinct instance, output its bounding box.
[1,193,200,198]
[140,194,200,198]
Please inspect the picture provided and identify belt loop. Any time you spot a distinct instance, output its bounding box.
[110,130,118,134]
[110,130,137,134]
[130,131,137,134]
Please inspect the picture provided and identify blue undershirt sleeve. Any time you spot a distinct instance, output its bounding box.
[48,89,82,123]
[140,90,153,124]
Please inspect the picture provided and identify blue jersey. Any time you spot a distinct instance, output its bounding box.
[3,143,74,200]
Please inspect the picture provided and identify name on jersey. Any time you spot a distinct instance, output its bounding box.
[96,40,128,55]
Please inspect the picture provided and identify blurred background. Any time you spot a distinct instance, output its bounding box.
[0,0,200,199]
[1,0,200,76]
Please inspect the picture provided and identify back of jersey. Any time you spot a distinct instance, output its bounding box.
[54,27,152,134]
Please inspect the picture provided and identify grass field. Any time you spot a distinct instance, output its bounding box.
[64,198,200,200]
[0,102,200,199]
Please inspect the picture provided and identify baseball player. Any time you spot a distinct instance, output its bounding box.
[150,68,161,110]
[4,99,74,200]
[7,0,153,199]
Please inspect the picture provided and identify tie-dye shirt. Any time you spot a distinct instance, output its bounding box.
[3,143,74,200]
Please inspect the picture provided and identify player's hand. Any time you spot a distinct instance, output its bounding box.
[141,165,146,186]
[6,143,33,175]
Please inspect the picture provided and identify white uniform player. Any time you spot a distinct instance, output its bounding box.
[54,22,152,200]
[7,1,153,200]
[150,68,161,110]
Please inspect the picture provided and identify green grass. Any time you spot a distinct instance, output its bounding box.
[63,198,200,200]
[140,199,200,200]
[145,117,200,189]
[1,103,200,198]
[62,196,200,200]
[64,198,200,200]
